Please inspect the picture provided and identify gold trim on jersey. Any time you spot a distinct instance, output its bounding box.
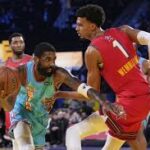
[118,55,138,77]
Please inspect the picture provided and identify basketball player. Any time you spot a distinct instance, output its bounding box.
[6,32,32,68]
[54,4,150,150]
[8,42,124,150]
[4,32,32,139]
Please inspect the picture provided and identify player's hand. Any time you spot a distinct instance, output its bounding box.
[102,102,126,119]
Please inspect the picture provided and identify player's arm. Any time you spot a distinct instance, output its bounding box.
[53,91,88,101]
[56,67,125,117]
[59,67,104,102]
[52,67,87,101]
[85,45,102,91]
[120,25,150,58]
[55,67,89,100]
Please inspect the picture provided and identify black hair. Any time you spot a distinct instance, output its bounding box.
[34,42,56,57]
[76,4,105,27]
[9,32,24,43]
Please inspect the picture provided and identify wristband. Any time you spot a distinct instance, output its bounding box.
[77,83,92,98]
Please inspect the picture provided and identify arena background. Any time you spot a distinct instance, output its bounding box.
[0,0,150,149]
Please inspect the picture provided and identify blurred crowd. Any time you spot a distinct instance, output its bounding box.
[0,0,140,51]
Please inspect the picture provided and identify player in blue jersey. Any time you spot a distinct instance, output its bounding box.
[3,42,125,150]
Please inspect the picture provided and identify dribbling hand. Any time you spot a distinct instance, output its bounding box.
[102,102,126,119]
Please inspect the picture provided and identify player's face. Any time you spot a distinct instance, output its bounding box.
[76,17,95,40]
[37,51,56,77]
[10,36,25,55]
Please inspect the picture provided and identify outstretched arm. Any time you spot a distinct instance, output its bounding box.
[120,25,150,59]
[56,67,104,101]
[54,91,88,101]
[56,67,125,117]
[85,46,102,91]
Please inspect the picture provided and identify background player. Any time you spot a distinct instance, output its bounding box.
[6,32,32,68]
[4,32,32,141]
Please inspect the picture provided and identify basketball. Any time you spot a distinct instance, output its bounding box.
[0,66,20,96]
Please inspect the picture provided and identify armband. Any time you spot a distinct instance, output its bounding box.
[77,83,92,98]
[137,31,150,45]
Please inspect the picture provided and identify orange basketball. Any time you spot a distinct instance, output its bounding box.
[0,66,20,96]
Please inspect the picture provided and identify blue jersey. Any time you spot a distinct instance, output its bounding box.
[10,61,55,146]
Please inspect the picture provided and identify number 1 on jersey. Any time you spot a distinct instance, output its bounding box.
[113,40,129,58]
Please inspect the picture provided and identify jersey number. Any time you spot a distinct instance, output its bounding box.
[113,40,129,58]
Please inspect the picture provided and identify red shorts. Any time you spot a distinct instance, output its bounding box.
[101,94,150,140]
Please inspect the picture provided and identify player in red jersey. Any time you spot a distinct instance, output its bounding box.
[6,33,32,68]
[4,33,32,139]
[53,4,150,150]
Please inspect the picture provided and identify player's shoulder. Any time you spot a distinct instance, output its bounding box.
[54,66,69,76]
[24,54,32,60]
[105,27,125,34]
[5,57,12,63]
[53,66,72,84]
[85,45,99,57]
[118,25,134,32]
[105,26,133,34]
[54,66,75,79]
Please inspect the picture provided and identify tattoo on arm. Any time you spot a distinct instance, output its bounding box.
[65,76,80,90]
[57,67,81,90]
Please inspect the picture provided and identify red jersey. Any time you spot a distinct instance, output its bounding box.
[6,54,32,68]
[91,28,150,140]
[91,28,150,98]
